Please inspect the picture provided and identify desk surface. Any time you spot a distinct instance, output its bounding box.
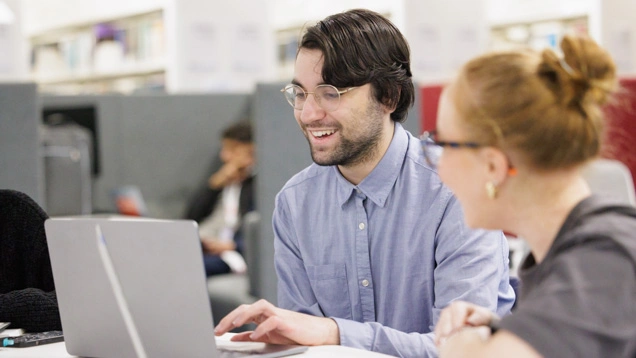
[0,334,393,357]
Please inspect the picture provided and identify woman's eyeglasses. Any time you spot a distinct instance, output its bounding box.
[420,130,517,176]
[280,84,357,112]
[420,130,482,169]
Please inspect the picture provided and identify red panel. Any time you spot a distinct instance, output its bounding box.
[420,84,445,133]
[603,78,636,189]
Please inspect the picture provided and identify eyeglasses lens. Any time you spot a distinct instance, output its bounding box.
[283,85,341,112]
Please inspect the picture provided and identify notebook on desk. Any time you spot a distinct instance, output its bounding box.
[44,217,307,358]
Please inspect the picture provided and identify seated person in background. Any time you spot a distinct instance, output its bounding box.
[185,121,255,276]
[214,9,514,358]
[432,35,636,357]
[0,189,62,332]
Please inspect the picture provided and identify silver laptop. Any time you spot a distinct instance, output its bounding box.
[44,217,307,358]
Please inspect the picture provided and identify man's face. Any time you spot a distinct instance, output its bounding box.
[292,48,389,167]
[220,139,254,169]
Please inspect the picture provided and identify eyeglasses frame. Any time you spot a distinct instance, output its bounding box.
[420,130,482,168]
[280,84,358,112]
[420,130,518,176]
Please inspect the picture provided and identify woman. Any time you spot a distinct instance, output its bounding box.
[429,35,636,357]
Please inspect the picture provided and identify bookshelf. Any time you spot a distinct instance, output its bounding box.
[274,11,393,81]
[489,15,589,52]
[276,24,308,81]
[30,9,166,94]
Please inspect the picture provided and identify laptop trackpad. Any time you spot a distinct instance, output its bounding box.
[216,338,308,358]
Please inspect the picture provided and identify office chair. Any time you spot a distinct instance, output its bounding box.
[581,158,636,206]
[0,189,62,332]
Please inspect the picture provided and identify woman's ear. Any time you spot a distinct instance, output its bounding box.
[480,147,510,185]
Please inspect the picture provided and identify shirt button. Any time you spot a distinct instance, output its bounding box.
[361,279,369,287]
[359,222,365,230]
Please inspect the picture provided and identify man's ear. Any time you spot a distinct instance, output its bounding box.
[381,86,400,114]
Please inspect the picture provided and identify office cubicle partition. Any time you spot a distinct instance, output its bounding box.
[40,93,251,218]
[0,83,43,205]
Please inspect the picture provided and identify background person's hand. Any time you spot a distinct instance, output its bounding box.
[214,299,340,346]
[434,301,498,347]
[208,162,244,189]
[201,238,236,255]
[208,149,255,189]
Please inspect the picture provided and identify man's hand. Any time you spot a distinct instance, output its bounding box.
[201,239,236,255]
[214,299,340,346]
[434,301,498,347]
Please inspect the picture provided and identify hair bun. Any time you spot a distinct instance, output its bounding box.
[539,35,617,109]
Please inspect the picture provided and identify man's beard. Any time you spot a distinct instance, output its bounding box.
[308,103,385,167]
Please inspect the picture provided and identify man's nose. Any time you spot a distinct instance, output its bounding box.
[299,94,326,123]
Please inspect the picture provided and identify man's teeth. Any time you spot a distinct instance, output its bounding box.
[313,130,335,137]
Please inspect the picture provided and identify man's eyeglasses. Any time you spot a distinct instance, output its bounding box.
[280,84,357,112]
[420,130,482,168]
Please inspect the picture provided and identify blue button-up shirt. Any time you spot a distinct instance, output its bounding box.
[274,123,515,357]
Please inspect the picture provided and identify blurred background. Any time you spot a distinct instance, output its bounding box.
[1,0,635,308]
[2,0,633,94]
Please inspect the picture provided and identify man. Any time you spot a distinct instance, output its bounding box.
[185,121,255,276]
[215,9,514,357]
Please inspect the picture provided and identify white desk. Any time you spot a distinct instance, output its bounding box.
[0,334,393,357]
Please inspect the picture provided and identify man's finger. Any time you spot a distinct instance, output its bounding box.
[215,304,250,335]
[230,331,256,342]
[231,299,276,328]
[249,316,285,341]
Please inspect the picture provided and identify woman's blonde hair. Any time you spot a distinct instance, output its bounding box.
[452,35,618,170]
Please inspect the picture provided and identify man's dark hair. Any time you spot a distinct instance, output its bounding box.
[299,9,414,122]
[222,121,252,143]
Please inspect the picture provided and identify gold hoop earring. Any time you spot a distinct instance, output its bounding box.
[486,181,497,199]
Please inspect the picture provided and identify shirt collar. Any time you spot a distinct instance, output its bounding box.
[335,122,409,208]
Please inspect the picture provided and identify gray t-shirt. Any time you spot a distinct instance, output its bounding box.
[499,195,636,358]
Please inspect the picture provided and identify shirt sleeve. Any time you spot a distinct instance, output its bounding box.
[334,318,438,358]
[433,195,515,319]
[499,238,636,358]
[333,195,514,357]
[273,192,324,316]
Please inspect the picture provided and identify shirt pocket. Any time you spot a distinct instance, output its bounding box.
[306,263,352,320]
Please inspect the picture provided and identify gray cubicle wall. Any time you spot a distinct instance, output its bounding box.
[118,94,251,218]
[40,93,251,218]
[252,82,421,304]
[0,83,43,205]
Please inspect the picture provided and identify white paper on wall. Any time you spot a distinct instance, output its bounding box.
[232,23,264,73]
[413,24,444,73]
[608,27,633,74]
[0,24,14,74]
[186,22,219,73]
